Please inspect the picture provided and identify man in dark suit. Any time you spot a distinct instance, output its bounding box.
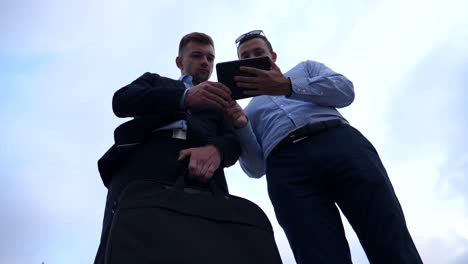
[94,32,240,263]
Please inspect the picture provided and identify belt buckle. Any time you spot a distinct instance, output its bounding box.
[172,129,187,140]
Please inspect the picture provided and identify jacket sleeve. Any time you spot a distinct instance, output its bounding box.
[212,127,241,168]
[112,72,187,118]
[205,119,241,168]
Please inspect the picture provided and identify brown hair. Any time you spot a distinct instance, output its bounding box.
[237,35,273,54]
[178,32,214,55]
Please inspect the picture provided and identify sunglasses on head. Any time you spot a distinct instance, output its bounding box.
[235,30,265,47]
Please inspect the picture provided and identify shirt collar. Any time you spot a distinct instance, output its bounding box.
[179,75,193,88]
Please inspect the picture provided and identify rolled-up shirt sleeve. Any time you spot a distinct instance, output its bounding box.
[235,123,266,178]
[288,60,355,108]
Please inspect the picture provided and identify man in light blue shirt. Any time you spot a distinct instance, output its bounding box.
[226,30,422,264]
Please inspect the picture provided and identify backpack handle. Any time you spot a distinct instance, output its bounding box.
[173,159,224,198]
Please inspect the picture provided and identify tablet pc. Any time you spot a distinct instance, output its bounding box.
[216,56,271,100]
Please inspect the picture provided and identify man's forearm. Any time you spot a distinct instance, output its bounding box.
[286,61,354,108]
[206,132,241,168]
[113,72,187,117]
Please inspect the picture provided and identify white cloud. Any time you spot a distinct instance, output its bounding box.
[417,235,468,264]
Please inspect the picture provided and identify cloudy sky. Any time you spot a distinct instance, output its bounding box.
[1,0,467,263]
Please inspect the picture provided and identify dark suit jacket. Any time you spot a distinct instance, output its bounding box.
[98,72,241,187]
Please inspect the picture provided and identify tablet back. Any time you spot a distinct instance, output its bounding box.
[216,56,271,100]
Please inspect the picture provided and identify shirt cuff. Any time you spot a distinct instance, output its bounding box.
[179,87,190,109]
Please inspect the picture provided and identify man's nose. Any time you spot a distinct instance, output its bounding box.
[201,56,209,66]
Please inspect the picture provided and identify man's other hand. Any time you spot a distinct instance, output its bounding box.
[225,101,248,129]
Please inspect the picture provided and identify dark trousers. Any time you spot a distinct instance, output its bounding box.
[94,136,227,264]
[266,125,422,264]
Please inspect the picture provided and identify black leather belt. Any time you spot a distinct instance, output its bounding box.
[284,119,349,145]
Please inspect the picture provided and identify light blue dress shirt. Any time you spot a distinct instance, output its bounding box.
[235,60,355,178]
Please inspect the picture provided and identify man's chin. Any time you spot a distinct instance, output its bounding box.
[192,73,210,85]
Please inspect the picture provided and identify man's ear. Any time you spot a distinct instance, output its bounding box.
[271,52,278,63]
[175,56,184,70]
